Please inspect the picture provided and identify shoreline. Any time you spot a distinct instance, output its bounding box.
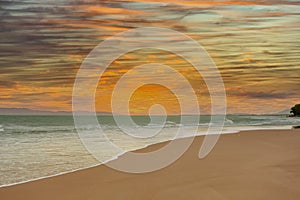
[1,129,300,199]
[0,127,294,188]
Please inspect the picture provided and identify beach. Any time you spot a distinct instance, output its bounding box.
[1,129,299,200]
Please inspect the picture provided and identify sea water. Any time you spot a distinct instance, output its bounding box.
[0,115,299,186]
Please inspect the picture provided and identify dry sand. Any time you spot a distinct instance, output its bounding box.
[1,129,300,200]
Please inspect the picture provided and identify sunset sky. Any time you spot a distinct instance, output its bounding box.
[0,0,299,114]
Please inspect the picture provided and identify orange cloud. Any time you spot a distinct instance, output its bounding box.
[124,0,267,7]
[78,5,144,15]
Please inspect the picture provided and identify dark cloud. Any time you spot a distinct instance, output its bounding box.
[244,91,295,99]
[0,80,17,88]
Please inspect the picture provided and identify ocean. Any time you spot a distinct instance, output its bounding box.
[0,114,299,187]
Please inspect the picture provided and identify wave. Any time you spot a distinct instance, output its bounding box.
[3,125,75,134]
[225,118,234,124]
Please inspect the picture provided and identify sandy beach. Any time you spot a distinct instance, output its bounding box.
[1,129,300,200]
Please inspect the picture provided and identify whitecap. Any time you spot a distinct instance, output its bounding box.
[225,118,234,124]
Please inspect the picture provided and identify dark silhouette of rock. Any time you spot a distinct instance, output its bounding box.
[290,104,300,117]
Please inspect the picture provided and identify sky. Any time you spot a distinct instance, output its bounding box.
[0,0,299,114]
